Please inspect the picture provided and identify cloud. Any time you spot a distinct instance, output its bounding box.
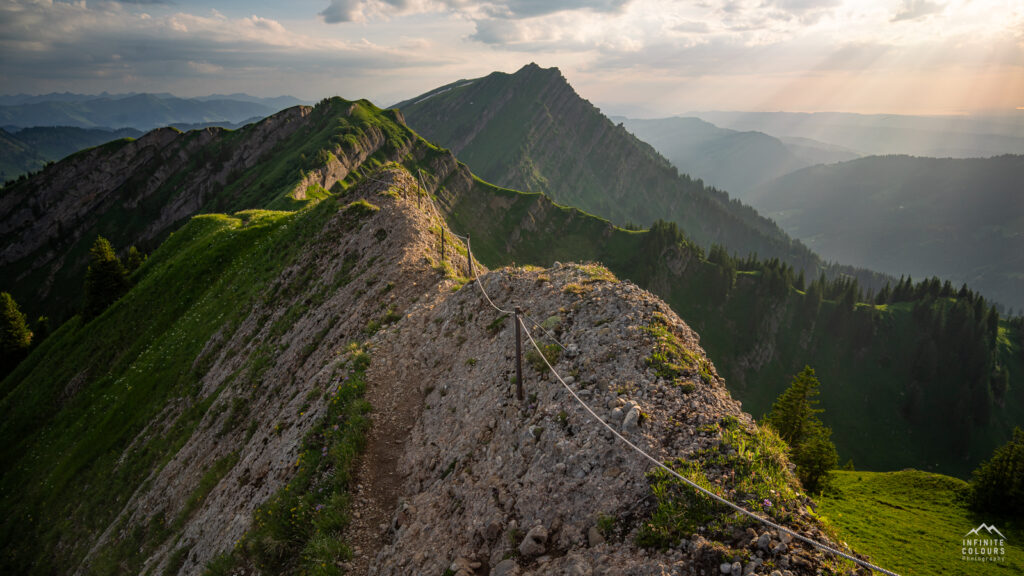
[673,21,711,34]
[480,0,631,19]
[320,0,367,23]
[0,0,452,98]
[319,0,633,25]
[891,0,945,22]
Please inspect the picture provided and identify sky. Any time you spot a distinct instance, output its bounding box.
[0,0,1022,116]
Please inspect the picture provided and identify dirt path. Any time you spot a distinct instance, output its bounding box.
[342,342,423,575]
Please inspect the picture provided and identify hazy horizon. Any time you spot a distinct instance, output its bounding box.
[1,0,1022,118]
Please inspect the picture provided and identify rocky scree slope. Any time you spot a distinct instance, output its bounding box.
[370,264,862,576]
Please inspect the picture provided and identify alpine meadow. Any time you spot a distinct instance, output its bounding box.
[2,1,1023,575]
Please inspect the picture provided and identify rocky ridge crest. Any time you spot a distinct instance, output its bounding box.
[367,262,856,576]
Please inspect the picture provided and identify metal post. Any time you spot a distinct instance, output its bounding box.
[441,232,446,262]
[416,169,423,208]
[514,306,524,402]
[466,233,473,278]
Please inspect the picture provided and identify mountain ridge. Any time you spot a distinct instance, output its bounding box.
[0,158,853,575]
[393,64,826,274]
[5,93,1019,480]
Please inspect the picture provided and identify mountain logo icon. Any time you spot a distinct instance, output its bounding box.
[964,523,1007,540]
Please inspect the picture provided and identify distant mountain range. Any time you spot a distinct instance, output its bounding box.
[0,92,307,180]
[615,115,857,199]
[687,110,1024,158]
[0,91,306,109]
[750,154,1024,311]
[0,92,308,130]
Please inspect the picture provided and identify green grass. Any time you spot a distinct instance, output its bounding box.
[207,344,372,576]
[819,470,1024,575]
[637,416,809,553]
[0,196,341,574]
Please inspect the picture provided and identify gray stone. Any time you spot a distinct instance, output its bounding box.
[730,561,742,576]
[450,556,482,576]
[518,525,548,558]
[588,526,606,547]
[621,406,640,432]
[757,532,772,552]
[773,541,787,554]
[491,558,519,576]
[568,560,593,576]
[720,562,733,574]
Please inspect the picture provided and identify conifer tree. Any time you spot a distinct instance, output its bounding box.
[0,292,32,376]
[83,236,129,319]
[124,245,145,274]
[766,366,838,492]
[970,427,1024,517]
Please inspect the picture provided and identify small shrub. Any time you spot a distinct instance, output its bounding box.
[562,283,587,295]
[486,314,508,335]
[526,343,561,372]
[556,410,569,428]
[596,514,616,537]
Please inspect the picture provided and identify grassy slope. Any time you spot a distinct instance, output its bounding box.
[0,206,314,572]
[819,470,1023,575]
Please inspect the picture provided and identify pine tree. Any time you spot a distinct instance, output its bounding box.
[0,292,32,376]
[83,236,129,319]
[766,366,838,493]
[969,427,1024,517]
[124,245,145,274]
